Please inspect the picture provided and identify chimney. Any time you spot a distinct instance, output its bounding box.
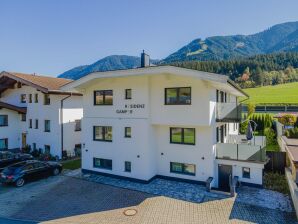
[141,50,150,67]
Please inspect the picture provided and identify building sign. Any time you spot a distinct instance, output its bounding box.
[116,104,145,114]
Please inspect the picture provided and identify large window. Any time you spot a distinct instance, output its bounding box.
[94,90,113,105]
[242,167,250,179]
[20,94,26,103]
[75,120,81,131]
[0,115,8,126]
[170,128,195,145]
[170,162,195,176]
[165,87,191,105]
[0,138,8,150]
[93,158,112,170]
[93,126,112,142]
[44,94,50,105]
[44,120,51,132]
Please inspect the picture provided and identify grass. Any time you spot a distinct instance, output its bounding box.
[62,159,81,170]
[241,82,298,105]
[263,172,290,195]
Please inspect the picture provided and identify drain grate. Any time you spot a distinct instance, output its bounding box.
[123,209,137,216]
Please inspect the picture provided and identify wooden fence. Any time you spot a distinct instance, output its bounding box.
[265,151,286,174]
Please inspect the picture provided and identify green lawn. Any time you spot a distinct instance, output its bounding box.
[62,159,81,170]
[241,82,298,105]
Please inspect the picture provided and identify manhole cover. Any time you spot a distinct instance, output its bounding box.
[123,209,137,216]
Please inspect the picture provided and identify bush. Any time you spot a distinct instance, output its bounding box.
[31,149,40,158]
[263,172,290,195]
[285,127,298,139]
[279,114,297,126]
[23,144,31,154]
[247,103,255,116]
[264,127,277,145]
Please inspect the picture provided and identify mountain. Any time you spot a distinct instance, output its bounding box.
[161,21,298,63]
[59,55,158,80]
[59,21,298,80]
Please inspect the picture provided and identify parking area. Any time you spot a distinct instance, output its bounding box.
[0,173,297,224]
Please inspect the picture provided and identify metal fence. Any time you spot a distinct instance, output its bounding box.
[265,151,286,174]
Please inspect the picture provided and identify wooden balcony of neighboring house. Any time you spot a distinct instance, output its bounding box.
[216,102,242,122]
[0,101,27,114]
[216,134,268,164]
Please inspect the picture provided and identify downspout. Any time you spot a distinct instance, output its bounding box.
[60,94,72,159]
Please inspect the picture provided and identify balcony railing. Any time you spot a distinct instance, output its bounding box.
[216,135,267,163]
[216,102,242,122]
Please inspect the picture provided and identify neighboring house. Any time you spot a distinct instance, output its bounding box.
[0,71,83,158]
[62,53,267,191]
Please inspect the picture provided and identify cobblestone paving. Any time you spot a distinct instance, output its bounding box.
[0,173,296,224]
[65,169,293,212]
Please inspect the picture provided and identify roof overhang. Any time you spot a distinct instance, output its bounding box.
[0,101,27,114]
[61,65,247,97]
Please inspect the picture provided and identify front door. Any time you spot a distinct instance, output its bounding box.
[218,164,232,192]
[22,133,27,148]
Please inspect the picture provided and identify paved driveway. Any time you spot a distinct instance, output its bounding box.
[0,175,296,224]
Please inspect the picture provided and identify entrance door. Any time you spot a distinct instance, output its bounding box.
[218,164,232,192]
[22,133,27,148]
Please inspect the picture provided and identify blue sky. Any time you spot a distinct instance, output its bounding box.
[1,0,298,76]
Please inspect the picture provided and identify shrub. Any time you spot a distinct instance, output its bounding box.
[285,127,298,139]
[264,128,277,145]
[279,114,297,126]
[23,144,31,154]
[247,103,255,116]
[31,149,40,158]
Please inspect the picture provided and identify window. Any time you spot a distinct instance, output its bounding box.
[0,138,8,150]
[29,119,32,129]
[35,119,38,129]
[44,145,50,154]
[170,127,195,145]
[44,120,50,132]
[125,89,132,99]
[242,167,250,179]
[124,127,131,138]
[165,87,191,105]
[93,126,112,141]
[29,94,32,103]
[93,158,112,170]
[32,143,36,151]
[21,114,26,122]
[170,162,195,176]
[44,94,50,105]
[75,120,81,131]
[35,93,38,103]
[20,94,26,103]
[94,90,113,105]
[0,115,8,126]
[124,161,131,172]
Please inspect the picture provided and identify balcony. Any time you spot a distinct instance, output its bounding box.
[216,135,267,163]
[216,102,242,122]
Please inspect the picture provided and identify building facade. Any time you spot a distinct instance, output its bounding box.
[0,72,83,158]
[63,65,267,190]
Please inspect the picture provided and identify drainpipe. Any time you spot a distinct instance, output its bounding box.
[60,94,72,159]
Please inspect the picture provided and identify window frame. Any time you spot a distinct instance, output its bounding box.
[35,119,39,129]
[93,126,113,142]
[170,127,195,145]
[125,89,132,100]
[93,158,112,170]
[94,90,113,106]
[124,127,131,138]
[35,93,38,103]
[44,94,50,105]
[21,114,26,122]
[165,87,191,105]
[0,138,8,150]
[0,115,8,127]
[29,119,32,129]
[170,162,196,176]
[242,167,251,179]
[74,119,81,132]
[20,94,26,103]
[44,120,51,132]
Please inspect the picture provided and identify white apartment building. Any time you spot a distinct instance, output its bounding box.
[63,60,267,191]
[0,71,83,158]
